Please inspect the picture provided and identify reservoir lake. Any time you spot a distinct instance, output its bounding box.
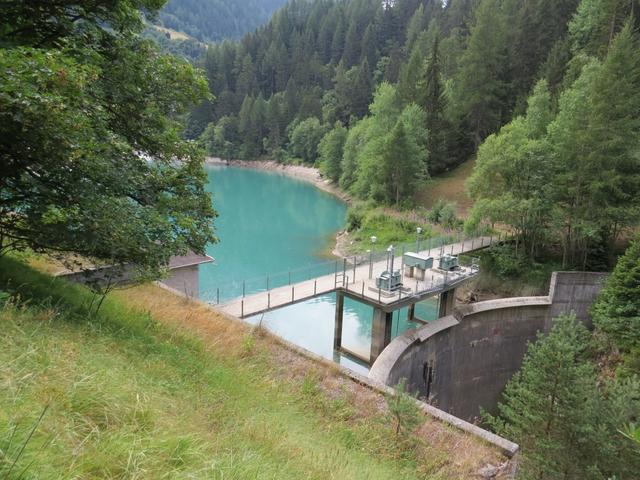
[199,165,436,374]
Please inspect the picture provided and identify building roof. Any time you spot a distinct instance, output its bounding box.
[167,253,215,270]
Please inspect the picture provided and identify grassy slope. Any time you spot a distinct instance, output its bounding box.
[0,257,504,479]
[152,25,192,41]
[416,160,476,216]
[337,159,477,255]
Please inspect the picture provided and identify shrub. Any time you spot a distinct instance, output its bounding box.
[385,379,423,438]
[0,290,10,307]
[484,245,528,277]
[346,207,364,232]
[428,199,460,230]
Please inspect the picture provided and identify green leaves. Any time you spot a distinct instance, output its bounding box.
[1,2,216,278]
[288,117,327,164]
[468,25,640,267]
[318,122,347,183]
[467,80,554,258]
[341,83,427,205]
[0,0,165,48]
[385,379,423,439]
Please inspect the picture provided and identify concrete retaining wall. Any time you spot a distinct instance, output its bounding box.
[59,264,201,299]
[369,272,608,421]
[162,265,200,298]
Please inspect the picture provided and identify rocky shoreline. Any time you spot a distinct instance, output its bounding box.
[205,157,351,203]
[205,157,352,257]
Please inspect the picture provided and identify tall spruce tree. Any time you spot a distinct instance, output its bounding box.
[592,237,640,357]
[485,315,602,480]
[569,0,640,57]
[398,44,425,105]
[421,36,452,174]
[548,24,640,266]
[450,0,510,147]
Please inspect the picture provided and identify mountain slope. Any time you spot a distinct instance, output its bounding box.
[157,0,288,42]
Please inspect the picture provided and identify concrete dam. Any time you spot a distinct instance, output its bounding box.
[369,272,608,421]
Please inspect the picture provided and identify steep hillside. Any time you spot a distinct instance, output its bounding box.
[193,0,585,198]
[156,0,288,42]
[0,257,508,478]
[416,159,476,215]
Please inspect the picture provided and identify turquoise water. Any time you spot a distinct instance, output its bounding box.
[199,165,436,374]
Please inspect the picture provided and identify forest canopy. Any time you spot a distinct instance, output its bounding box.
[194,0,640,266]
[195,0,587,169]
[156,0,288,42]
[0,0,216,277]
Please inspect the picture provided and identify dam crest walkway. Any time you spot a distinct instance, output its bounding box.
[215,235,497,319]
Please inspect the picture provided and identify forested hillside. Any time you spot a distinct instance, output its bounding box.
[194,0,586,169]
[155,0,288,42]
[194,0,640,268]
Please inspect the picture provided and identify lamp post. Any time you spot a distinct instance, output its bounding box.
[416,227,423,252]
[369,236,377,279]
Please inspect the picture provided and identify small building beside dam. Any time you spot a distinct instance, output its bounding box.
[369,272,608,421]
[58,253,213,299]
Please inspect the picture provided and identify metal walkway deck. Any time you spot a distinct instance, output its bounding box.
[217,236,495,318]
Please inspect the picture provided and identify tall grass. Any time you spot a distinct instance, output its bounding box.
[0,257,503,478]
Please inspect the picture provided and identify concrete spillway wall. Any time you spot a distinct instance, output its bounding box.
[369,272,608,421]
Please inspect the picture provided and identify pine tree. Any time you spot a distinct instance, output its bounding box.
[505,0,580,111]
[450,0,510,147]
[350,83,403,199]
[404,4,427,53]
[569,0,640,57]
[380,120,423,205]
[265,94,285,153]
[382,41,403,83]
[592,237,640,355]
[318,11,337,63]
[238,95,261,158]
[485,315,602,479]
[582,23,640,249]
[421,35,452,174]
[360,24,378,66]
[331,15,346,63]
[351,59,373,119]
[333,60,373,124]
[235,53,257,98]
[466,80,554,258]
[342,21,361,67]
[549,24,640,266]
[397,44,425,105]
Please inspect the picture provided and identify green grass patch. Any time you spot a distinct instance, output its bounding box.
[344,204,439,254]
[0,256,456,479]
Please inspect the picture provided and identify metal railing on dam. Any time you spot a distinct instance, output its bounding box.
[206,232,504,319]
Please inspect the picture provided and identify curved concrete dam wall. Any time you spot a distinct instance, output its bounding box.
[369,272,608,421]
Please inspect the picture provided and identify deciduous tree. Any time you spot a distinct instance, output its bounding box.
[0,1,216,278]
